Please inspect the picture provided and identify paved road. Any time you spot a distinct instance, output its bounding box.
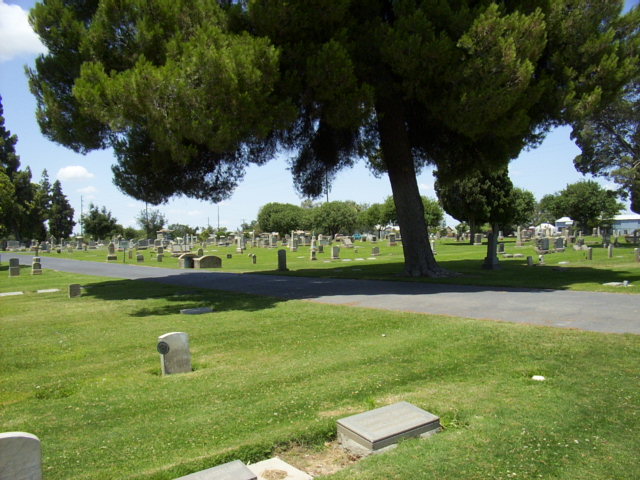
[6,254,640,334]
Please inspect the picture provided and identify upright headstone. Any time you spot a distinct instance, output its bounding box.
[251,254,257,265]
[277,249,288,271]
[157,332,192,375]
[332,246,340,259]
[608,244,614,258]
[136,253,144,263]
[107,242,115,255]
[310,250,317,261]
[371,246,380,256]
[157,254,163,262]
[0,432,42,480]
[31,257,42,275]
[527,256,534,267]
[473,233,483,245]
[9,258,20,277]
[128,249,133,260]
[68,284,81,298]
[197,248,204,257]
[496,242,505,255]
[587,247,593,260]
[635,248,640,263]
[388,233,397,247]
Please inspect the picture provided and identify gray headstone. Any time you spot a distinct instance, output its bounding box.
[388,233,397,246]
[277,249,288,271]
[332,246,340,259]
[0,432,42,480]
[136,253,144,262]
[174,460,256,480]
[251,254,257,265]
[9,258,19,268]
[337,402,440,455]
[310,250,317,261]
[371,247,380,256]
[68,284,81,298]
[527,256,534,267]
[157,254,163,262]
[587,247,593,260]
[608,244,614,258]
[158,332,192,375]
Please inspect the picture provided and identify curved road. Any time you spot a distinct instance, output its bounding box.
[7,254,640,334]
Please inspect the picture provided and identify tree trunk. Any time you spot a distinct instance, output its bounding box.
[376,96,452,277]
[482,223,500,270]
[469,219,476,245]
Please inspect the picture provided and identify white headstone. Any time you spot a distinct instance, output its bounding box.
[0,432,42,480]
[157,332,192,375]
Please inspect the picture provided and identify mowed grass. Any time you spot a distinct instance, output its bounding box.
[17,236,640,293]
[1,268,639,479]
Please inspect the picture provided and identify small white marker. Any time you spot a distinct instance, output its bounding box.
[531,375,545,381]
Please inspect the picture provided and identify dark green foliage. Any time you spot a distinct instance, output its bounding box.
[310,201,359,236]
[82,203,119,240]
[28,0,639,275]
[535,193,564,224]
[572,77,640,213]
[380,195,444,230]
[48,180,75,240]
[553,180,624,232]
[136,208,166,238]
[257,202,305,236]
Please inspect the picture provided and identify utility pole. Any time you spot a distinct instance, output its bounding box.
[217,204,220,231]
[80,195,83,236]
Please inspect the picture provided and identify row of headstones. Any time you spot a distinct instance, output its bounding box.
[6,257,42,276]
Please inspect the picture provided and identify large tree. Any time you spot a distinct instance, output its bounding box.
[572,78,640,213]
[28,1,638,276]
[310,201,359,236]
[48,180,76,240]
[82,203,119,240]
[136,208,166,238]
[554,180,623,233]
[380,195,444,230]
[257,202,304,236]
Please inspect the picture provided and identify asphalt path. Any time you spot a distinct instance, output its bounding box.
[6,254,640,334]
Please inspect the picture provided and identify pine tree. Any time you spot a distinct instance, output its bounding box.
[48,180,75,240]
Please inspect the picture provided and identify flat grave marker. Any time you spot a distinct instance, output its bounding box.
[174,460,256,480]
[337,401,441,455]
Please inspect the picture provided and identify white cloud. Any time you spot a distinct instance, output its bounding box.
[0,1,47,62]
[77,186,97,194]
[57,166,95,181]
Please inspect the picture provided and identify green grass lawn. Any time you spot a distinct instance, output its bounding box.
[9,236,640,293]
[1,268,638,479]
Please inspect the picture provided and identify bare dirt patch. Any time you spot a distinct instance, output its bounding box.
[276,441,362,477]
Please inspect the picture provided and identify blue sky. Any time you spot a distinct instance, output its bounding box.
[1,0,637,233]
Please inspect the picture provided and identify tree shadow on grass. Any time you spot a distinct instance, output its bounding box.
[81,277,282,317]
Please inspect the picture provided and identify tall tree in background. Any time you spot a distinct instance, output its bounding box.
[48,180,75,239]
[136,208,166,238]
[380,195,444,231]
[310,201,359,236]
[28,1,639,276]
[554,181,623,233]
[257,202,305,236]
[572,78,640,213]
[82,204,119,240]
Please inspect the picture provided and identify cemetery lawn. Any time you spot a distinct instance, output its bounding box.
[1,268,639,479]
[21,236,640,293]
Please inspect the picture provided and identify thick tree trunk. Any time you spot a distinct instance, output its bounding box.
[376,96,452,277]
[469,219,476,245]
[482,223,500,270]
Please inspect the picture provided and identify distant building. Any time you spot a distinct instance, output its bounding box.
[556,214,640,234]
[612,214,640,234]
[554,217,573,233]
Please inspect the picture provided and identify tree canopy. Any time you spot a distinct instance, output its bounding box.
[82,203,119,240]
[136,208,167,238]
[257,203,305,236]
[572,78,640,213]
[551,181,623,233]
[28,1,639,275]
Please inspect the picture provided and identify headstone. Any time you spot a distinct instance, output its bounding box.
[496,242,505,255]
[277,249,288,271]
[388,233,397,247]
[157,254,163,262]
[608,244,614,258]
[196,248,204,257]
[107,242,115,255]
[106,254,118,261]
[136,253,144,262]
[310,250,317,261]
[337,402,440,455]
[332,246,340,259]
[371,246,380,256]
[157,332,192,375]
[68,284,81,298]
[179,253,197,268]
[554,237,565,252]
[251,254,257,265]
[128,250,133,260]
[31,257,42,275]
[318,244,324,254]
[635,248,640,263]
[157,246,164,254]
[174,460,256,480]
[8,258,20,277]
[587,247,593,260]
[527,256,534,267]
[193,255,222,269]
[0,432,42,480]
[473,233,483,245]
